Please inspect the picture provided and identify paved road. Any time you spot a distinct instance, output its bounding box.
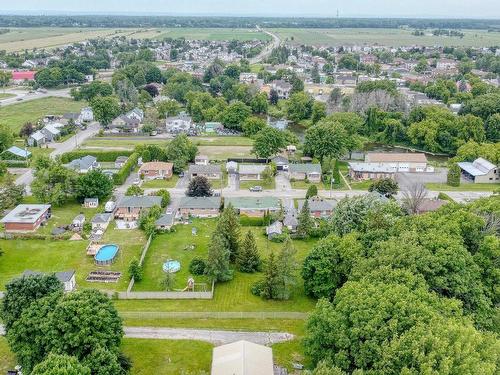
[0,88,72,107]
[124,326,293,346]
[250,27,281,64]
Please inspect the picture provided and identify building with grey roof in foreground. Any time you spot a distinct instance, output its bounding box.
[458,158,499,184]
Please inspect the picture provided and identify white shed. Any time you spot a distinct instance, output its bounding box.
[211,340,273,375]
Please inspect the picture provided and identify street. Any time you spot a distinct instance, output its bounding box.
[0,88,72,107]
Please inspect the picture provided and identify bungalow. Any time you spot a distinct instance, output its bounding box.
[115,196,162,222]
[225,197,280,218]
[166,112,193,133]
[23,270,76,292]
[72,214,85,229]
[272,155,289,171]
[270,80,292,99]
[115,156,129,169]
[11,71,36,84]
[127,108,144,122]
[298,197,336,218]
[155,213,176,230]
[288,164,322,183]
[1,146,31,160]
[1,204,51,232]
[239,164,267,181]
[28,130,46,147]
[40,124,61,142]
[365,153,431,173]
[80,107,94,122]
[195,155,209,166]
[458,158,499,183]
[109,115,141,133]
[91,213,113,231]
[266,221,283,239]
[348,162,396,181]
[283,208,298,232]
[83,198,99,208]
[68,156,99,173]
[178,196,221,218]
[188,164,222,180]
[138,162,174,180]
[239,72,259,84]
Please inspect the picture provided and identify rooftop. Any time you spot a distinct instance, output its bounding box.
[116,196,162,209]
[179,196,221,209]
[3,146,31,159]
[226,197,280,210]
[289,163,322,174]
[365,152,428,163]
[1,204,51,224]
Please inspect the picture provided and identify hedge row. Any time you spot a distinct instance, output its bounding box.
[239,215,269,227]
[1,160,29,167]
[60,150,134,163]
[113,152,139,185]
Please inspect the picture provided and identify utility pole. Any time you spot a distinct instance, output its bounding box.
[330,170,334,198]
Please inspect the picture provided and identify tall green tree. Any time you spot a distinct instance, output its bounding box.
[216,204,241,263]
[252,127,287,159]
[90,96,121,126]
[164,133,197,173]
[205,231,233,282]
[258,252,280,299]
[237,230,261,273]
[0,124,14,153]
[75,169,113,203]
[275,238,298,300]
[296,200,313,239]
[304,120,349,161]
[185,176,213,197]
[31,354,91,375]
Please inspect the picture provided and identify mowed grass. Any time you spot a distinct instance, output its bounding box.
[0,337,15,374]
[425,182,500,191]
[0,93,15,100]
[141,175,179,189]
[122,338,212,375]
[0,97,86,134]
[272,28,500,47]
[128,218,316,312]
[0,203,145,291]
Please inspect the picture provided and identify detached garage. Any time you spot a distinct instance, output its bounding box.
[211,340,274,375]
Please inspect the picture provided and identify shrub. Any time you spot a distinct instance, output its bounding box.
[128,259,143,281]
[60,150,134,163]
[251,280,265,296]
[189,257,207,275]
[113,153,139,185]
[447,164,461,187]
[239,216,265,227]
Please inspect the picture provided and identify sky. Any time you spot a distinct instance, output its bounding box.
[0,0,499,19]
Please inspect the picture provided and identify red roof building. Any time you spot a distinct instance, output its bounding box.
[11,71,36,81]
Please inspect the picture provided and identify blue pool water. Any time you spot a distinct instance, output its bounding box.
[163,260,181,273]
[95,244,119,263]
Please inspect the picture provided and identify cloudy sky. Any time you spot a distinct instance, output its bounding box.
[1,0,499,18]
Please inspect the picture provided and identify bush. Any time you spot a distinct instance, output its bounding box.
[447,164,461,187]
[128,259,143,281]
[251,280,265,296]
[189,257,207,275]
[437,192,453,201]
[239,216,265,227]
[113,153,139,185]
[60,150,134,163]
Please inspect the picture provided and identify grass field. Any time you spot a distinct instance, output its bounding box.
[272,28,500,47]
[0,338,15,374]
[0,97,86,134]
[156,28,271,42]
[141,176,179,189]
[425,182,500,191]
[0,93,15,100]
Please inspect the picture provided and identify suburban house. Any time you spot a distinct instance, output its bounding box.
[283,208,299,232]
[83,198,99,208]
[178,196,221,218]
[115,196,162,222]
[225,197,280,217]
[1,146,31,160]
[348,162,396,181]
[204,122,223,133]
[165,112,193,133]
[127,108,144,122]
[109,115,141,133]
[91,213,113,231]
[458,158,499,183]
[155,213,176,230]
[270,80,292,99]
[72,214,85,229]
[195,155,209,166]
[11,71,36,83]
[115,156,129,168]
[272,155,289,171]
[266,221,283,239]
[68,156,99,173]
[80,107,94,122]
[28,130,46,147]
[239,164,267,180]
[298,197,336,218]
[22,270,76,293]
[364,153,432,173]
[40,123,61,142]
[138,162,174,180]
[211,340,274,375]
[188,164,222,180]
[288,163,322,183]
[1,204,52,232]
[239,72,259,84]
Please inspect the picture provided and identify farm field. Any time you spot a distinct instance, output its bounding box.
[155,28,271,41]
[271,28,500,47]
[0,97,87,134]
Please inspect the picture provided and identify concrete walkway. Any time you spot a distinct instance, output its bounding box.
[123,326,294,346]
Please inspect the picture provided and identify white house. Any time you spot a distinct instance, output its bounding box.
[166,112,193,133]
[80,107,94,122]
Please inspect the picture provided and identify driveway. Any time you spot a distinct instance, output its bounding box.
[396,168,447,190]
[275,172,292,192]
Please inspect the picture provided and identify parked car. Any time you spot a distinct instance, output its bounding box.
[133,178,142,186]
[249,186,263,192]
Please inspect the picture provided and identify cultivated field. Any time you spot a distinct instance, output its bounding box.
[271,28,500,47]
[0,97,87,134]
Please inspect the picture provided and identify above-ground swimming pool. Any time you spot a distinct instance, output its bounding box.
[163,260,181,273]
[95,244,119,266]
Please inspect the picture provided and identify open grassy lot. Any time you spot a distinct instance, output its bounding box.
[0,338,15,374]
[272,28,500,47]
[122,338,213,375]
[425,182,500,191]
[194,136,254,147]
[0,93,15,100]
[0,97,86,134]
[0,203,145,291]
[198,145,253,160]
[141,176,179,189]
[157,28,271,41]
[130,218,316,311]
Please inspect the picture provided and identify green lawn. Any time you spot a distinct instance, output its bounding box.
[0,203,145,291]
[128,218,316,312]
[0,93,15,100]
[239,179,276,190]
[425,182,500,191]
[141,176,179,189]
[194,136,254,147]
[122,338,212,375]
[349,179,372,190]
[198,145,253,161]
[0,337,15,374]
[0,97,87,134]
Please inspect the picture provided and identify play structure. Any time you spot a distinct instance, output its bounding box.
[180,276,208,292]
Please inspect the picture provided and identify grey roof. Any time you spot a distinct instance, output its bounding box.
[91,213,112,223]
[30,130,45,141]
[23,269,75,283]
[289,163,322,174]
[1,204,51,224]
[266,221,283,235]
[179,196,221,209]
[84,198,98,203]
[226,197,280,210]
[68,155,97,171]
[73,214,85,222]
[298,198,336,212]
[4,146,31,158]
[458,158,496,177]
[272,156,289,165]
[155,213,175,226]
[348,162,396,173]
[115,156,129,163]
[283,209,298,227]
[117,196,162,209]
[189,164,221,175]
[239,164,266,175]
